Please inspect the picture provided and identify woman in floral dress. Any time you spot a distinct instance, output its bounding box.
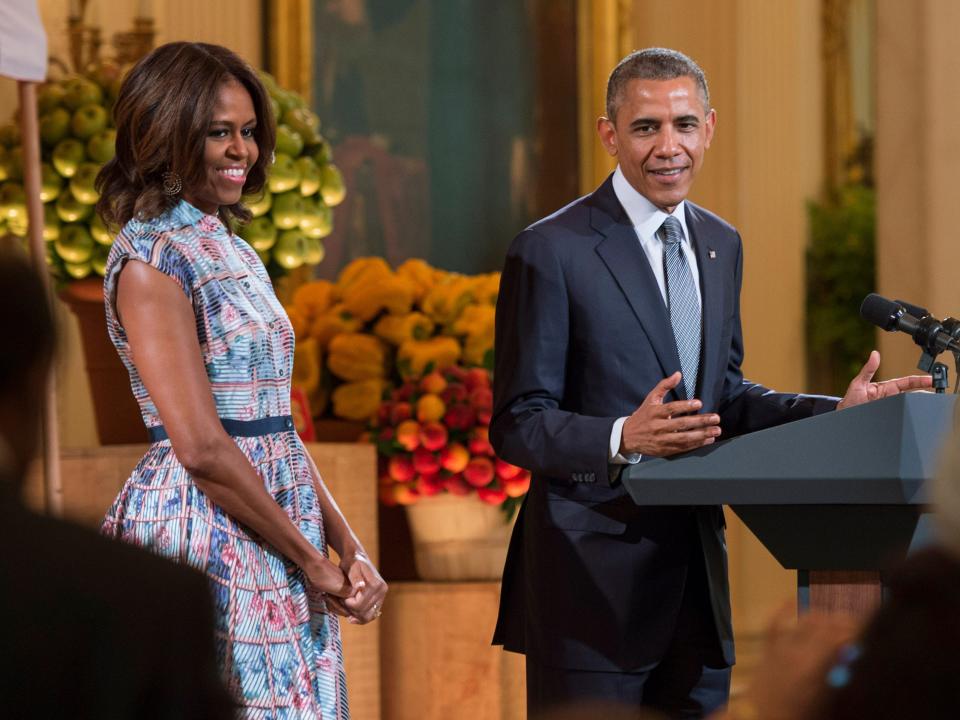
[96,42,386,718]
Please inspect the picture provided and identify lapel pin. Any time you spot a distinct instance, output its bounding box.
[708,249,717,259]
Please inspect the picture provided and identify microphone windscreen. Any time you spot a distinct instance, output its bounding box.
[860,293,902,331]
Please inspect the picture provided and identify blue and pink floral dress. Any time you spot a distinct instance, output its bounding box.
[101,199,348,719]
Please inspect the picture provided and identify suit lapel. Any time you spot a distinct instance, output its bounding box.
[591,177,683,390]
[687,202,723,410]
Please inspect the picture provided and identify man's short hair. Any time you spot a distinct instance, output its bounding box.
[606,47,710,121]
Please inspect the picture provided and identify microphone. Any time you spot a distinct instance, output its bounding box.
[860,294,960,356]
[902,299,960,344]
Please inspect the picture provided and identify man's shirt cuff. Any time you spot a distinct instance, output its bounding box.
[609,416,642,464]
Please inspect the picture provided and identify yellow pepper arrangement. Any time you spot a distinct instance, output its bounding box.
[287,256,499,423]
[287,256,527,513]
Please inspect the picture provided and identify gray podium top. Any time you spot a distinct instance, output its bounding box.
[623,392,956,507]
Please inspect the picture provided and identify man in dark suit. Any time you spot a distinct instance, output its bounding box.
[0,249,235,718]
[490,48,928,718]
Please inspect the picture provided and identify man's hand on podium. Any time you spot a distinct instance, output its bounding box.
[837,350,933,411]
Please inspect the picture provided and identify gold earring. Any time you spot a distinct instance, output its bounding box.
[162,171,182,196]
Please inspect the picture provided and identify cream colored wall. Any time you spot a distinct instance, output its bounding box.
[875,0,960,378]
[0,0,262,448]
[0,1,263,112]
[625,0,824,640]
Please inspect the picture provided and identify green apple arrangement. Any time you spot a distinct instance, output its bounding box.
[0,62,344,282]
[240,72,345,274]
[0,64,119,280]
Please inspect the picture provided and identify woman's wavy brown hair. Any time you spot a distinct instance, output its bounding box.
[95,42,276,230]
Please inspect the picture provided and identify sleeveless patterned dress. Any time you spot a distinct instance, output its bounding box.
[100,199,349,719]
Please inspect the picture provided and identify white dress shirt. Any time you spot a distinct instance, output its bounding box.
[608,166,703,465]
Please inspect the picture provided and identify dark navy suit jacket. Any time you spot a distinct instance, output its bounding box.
[490,175,836,672]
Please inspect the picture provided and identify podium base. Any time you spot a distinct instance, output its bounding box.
[798,569,883,615]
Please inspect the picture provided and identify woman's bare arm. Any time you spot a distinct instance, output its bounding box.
[302,450,388,623]
[116,260,351,597]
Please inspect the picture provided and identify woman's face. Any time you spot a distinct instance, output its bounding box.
[182,78,259,215]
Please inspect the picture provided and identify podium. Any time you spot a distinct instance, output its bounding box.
[623,393,956,614]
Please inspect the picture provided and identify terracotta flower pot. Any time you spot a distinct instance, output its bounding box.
[404,493,515,581]
[58,277,147,445]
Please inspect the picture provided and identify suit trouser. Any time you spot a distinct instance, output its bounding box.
[525,535,731,720]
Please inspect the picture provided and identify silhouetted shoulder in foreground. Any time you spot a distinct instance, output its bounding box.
[0,488,236,719]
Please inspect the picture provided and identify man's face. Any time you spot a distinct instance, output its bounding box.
[598,76,716,213]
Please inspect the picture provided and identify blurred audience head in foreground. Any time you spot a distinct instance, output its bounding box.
[0,247,56,488]
[0,247,234,718]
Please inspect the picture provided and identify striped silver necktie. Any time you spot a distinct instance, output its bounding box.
[659,215,701,399]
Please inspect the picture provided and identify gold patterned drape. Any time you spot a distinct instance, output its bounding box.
[576,0,634,194]
[266,0,313,103]
[822,0,858,190]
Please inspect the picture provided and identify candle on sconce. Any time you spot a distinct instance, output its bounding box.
[136,0,152,20]
[69,0,80,18]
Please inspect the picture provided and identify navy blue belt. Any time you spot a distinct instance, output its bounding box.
[147,415,296,443]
